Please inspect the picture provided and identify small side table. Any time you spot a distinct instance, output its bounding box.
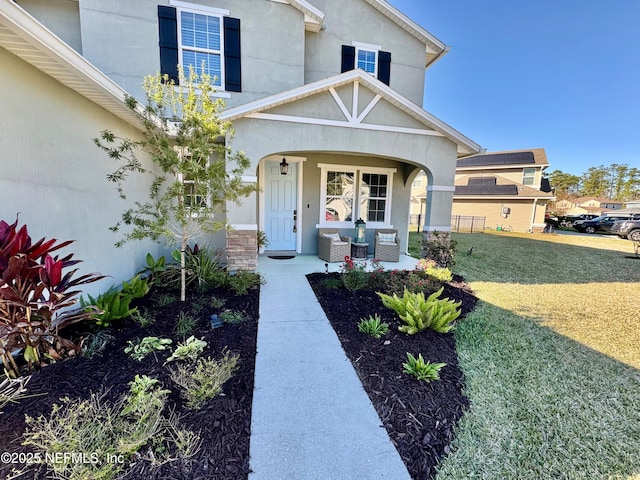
[351,242,368,260]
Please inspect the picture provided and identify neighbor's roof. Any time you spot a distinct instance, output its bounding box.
[221,68,481,155]
[0,1,142,129]
[573,196,624,205]
[457,148,549,169]
[454,174,555,199]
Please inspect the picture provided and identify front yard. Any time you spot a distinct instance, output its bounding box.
[433,231,640,479]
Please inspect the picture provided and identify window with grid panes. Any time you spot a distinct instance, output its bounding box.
[360,173,388,222]
[179,10,223,87]
[325,171,354,222]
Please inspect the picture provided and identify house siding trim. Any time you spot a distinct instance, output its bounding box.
[221,70,481,155]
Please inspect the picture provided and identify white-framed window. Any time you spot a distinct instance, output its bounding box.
[175,147,210,209]
[522,167,536,186]
[318,164,395,228]
[353,41,381,76]
[173,1,229,88]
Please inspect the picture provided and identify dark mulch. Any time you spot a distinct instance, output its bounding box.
[306,272,478,480]
[0,286,259,480]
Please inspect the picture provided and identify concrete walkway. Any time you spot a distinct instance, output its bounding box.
[249,254,417,480]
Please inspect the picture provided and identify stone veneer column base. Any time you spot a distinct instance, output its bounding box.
[226,229,257,272]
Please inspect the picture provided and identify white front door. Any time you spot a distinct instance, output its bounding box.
[264,160,298,251]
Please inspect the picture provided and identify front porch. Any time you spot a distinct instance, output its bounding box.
[257,252,419,275]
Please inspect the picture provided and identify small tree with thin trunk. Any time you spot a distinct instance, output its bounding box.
[95,67,256,301]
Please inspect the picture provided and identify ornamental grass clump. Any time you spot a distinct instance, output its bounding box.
[357,314,390,338]
[403,352,446,382]
[377,286,461,334]
[168,349,239,409]
[22,374,199,480]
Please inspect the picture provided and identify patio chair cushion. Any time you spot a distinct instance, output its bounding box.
[377,232,397,243]
[322,232,342,242]
[378,241,397,246]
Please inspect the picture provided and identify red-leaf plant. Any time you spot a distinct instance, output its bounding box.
[0,217,104,377]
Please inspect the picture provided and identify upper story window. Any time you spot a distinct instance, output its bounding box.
[158,2,241,92]
[354,42,380,76]
[179,10,224,88]
[522,167,536,186]
[341,42,391,85]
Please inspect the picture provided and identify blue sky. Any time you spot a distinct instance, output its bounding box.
[388,0,640,176]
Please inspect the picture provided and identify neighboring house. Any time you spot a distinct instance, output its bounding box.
[451,149,555,233]
[626,199,640,209]
[2,0,481,277]
[555,196,624,216]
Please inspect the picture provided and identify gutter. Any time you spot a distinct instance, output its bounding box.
[425,45,450,70]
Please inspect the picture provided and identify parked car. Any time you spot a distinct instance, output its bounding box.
[611,219,640,241]
[564,214,599,228]
[574,214,639,234]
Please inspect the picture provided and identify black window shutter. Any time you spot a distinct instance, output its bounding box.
[158,6,179,84]
[378,50,391,85]
[224,17,241,92]
[341,45,355,73]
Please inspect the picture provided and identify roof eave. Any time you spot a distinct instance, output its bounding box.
[0,1,143,130]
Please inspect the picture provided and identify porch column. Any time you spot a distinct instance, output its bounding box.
[226,174,258,271]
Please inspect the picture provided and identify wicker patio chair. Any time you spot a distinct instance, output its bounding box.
[318,229,351,263]
[374,229,400,262]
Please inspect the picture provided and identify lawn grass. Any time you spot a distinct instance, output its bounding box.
[407,231,640,479]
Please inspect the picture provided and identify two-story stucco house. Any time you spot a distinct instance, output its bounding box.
[451,149,555,233]
[1,0,480,280]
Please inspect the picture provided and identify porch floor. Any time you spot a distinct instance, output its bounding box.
[249,254,417,479]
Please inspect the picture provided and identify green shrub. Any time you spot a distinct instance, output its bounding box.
[130,308,154,327]
[377,286,461,334]
[421,230,457,268]
[340,256,369,291]
[22,374,199,480]
[168,349,239,409]
[81,287,136,328]
[402,352,446,382]
[124,336,172,361]
[219,310,246,324]
[153,293,177,307]
[175,311,197,337]
[165,336,207,364]
[121,274,150,299]
[357,314,389,338]
[164,247,229,292]
[209,296,226,309]
[139,252,167,286]
[81,331,114,359]
[228,270,264,295]
[321,276,343,289]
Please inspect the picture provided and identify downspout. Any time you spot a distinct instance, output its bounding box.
[530,198,538,232]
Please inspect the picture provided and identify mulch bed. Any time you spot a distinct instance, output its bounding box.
[0,285,259,480]
[306,272,478,480]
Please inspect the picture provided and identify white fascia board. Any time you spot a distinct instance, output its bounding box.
[362,0,446,54]
[221,69,481,155]
[0,1,143,130]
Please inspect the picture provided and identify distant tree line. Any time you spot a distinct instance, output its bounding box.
[547,164,640,201]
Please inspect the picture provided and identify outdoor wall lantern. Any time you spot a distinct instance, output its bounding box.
[354,218,366,243]
[280,157,289,175]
